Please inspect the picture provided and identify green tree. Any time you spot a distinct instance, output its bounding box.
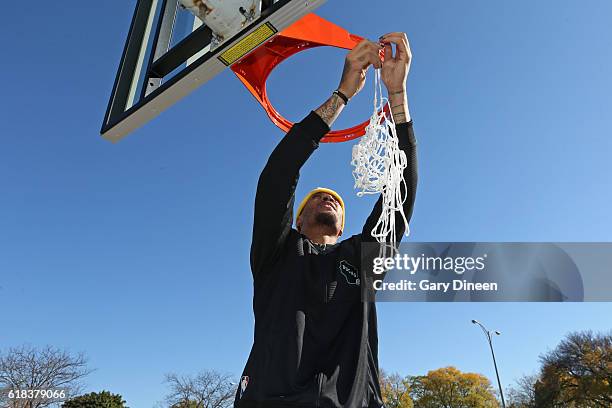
[534,330,611,407]
[62,391,128,408]
[410,366,500,408]
[380,369,414,408]
[170,401,199,408]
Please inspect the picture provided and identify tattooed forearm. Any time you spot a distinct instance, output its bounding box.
[389,92,411,124]
[314,93,346,127]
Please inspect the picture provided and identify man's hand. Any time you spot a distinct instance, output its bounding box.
[380,32,412,94]
[337,40,384,100]
[315,35,412,127]
[380,32,412,124]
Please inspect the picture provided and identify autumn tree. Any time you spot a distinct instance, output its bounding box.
[409,366,500,408]
[533,330,611,407]
[380,369,413,408]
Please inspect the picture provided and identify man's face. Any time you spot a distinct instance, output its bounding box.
[297,192,343,235]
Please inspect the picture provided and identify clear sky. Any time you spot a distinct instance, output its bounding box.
[1,0,611,407]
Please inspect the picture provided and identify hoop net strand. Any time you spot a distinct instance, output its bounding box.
[351,69,409,254]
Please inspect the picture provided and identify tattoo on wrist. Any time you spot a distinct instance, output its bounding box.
[388,89,406,95]
[315,94,344,126]
[393,113,408,124]
[333,90,349,105]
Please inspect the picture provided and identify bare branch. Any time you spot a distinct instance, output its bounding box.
[0,345,93,408]
[163,369,235,408]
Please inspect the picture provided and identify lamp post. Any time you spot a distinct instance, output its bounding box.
[472,319,506,408]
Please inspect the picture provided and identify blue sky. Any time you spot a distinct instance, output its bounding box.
[1,0,611,406]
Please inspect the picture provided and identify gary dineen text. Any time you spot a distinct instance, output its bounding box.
[371,253,498,293]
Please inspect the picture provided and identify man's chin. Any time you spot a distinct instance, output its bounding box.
[315,212,339,229]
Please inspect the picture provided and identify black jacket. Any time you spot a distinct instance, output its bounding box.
[235,112,417,408]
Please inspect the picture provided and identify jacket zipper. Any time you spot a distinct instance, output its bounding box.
[323,264,328,304]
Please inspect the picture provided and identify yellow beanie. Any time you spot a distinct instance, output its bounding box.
[296,187,345,231]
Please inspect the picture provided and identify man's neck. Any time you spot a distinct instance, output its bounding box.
[301,225,339,245]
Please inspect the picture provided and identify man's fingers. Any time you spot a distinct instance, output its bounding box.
[354,39,383,54]
[350,40,383,69]
[383,43,393,62]
[381,32,409,45]
[368,47,383,69]
[380,32,411,61]
[385,38,408,61]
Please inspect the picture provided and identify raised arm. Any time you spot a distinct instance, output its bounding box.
[251,39,388,278]
[250,111,329,278]
[362,32,418,244]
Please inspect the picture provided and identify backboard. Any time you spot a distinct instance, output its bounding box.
[101,0,327,142]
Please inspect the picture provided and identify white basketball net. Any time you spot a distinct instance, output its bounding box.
[351,69,409,252]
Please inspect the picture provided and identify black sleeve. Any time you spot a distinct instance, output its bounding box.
[361,121,418,244]
[250,111,330,279]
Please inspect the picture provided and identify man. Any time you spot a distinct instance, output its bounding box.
[236,33,418,408]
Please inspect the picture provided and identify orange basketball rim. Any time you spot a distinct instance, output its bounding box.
[231,13,385,143]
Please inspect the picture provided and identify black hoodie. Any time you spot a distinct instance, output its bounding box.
[235,111,417,408]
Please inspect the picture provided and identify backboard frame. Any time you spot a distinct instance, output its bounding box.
[101,0,327,142]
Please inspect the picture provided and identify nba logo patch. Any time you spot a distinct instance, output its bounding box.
[239,376,249,399]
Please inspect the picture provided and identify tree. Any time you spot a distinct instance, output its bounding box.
[506,375,537,408]
[380,369,414,408]
[169,401,199,408]
[533,330,611,407]
[62,391,127,408]
[0,345,92,408]
[162,370,235,408]
[409,366,500,408]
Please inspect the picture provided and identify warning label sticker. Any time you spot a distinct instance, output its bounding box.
[218,22,278,66]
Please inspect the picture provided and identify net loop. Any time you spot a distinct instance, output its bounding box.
[351,69,410,254]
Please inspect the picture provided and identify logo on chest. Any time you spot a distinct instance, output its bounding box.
[338,260,360,286]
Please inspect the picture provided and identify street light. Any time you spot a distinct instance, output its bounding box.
[472,319,506,408]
